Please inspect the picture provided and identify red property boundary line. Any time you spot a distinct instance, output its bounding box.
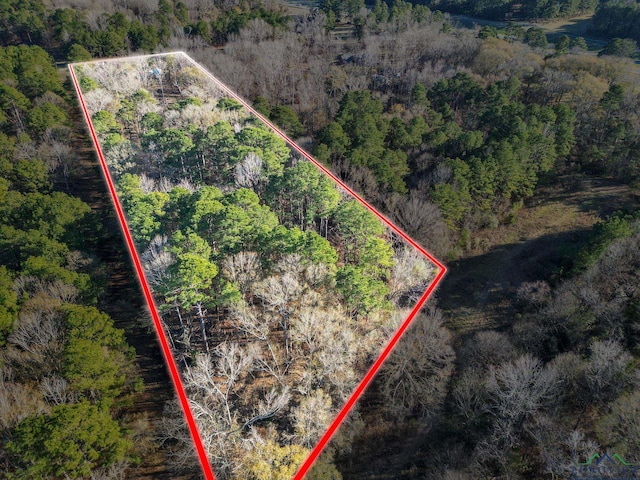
[68,63,216,480]
[69,52,447,480]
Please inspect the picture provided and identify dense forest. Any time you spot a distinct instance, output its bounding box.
[589,0,640,43]
[0,0,639,478]
[74,53,438,478]
[0,0,290,54]
[198,4,639,260]
[0,45,147,478]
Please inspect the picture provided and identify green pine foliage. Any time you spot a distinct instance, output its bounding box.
[590,1,640,43]
[117,174,169,244]
[0,265,18,343]
[0,0,290,53]
[7,401,131,479]
[265,160,341,230]
[598,38,639,58]
[0,44,138,479]
[315,91,412,194]
[413,73,575,229]
[335,265,391,316]
[569,213,637,274]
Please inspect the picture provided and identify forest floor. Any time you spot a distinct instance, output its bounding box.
[66,84,192,479]
[438,172,639,337]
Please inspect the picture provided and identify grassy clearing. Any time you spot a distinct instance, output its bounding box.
[537,13,594,36]
[438,173,639,335]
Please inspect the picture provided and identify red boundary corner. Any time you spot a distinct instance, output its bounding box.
[68,52,447,480]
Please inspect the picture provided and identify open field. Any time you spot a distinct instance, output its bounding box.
[439,173,640,335]
[532,13,609,49]
[452,12,608,49]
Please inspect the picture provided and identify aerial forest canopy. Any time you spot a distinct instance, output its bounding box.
[0,0,290,53]
[589,0,640,43]
[73,53,438,478]
[1,0,639,478]
[0,44,141,479]
[315,75,576,228]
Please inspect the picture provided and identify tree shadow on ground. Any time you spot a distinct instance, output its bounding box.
[437,227,591,328]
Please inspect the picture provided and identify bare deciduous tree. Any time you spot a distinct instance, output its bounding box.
[141,235,174,287]
[7,309,62,362]
[40,376,77,405]
[378,308,455,420]
[388,246,436,304]
[82,88,116,115]
[0,377,49,430]
[452,368,487,425]
[516,280,551,311]
[597,389,640,456]
[85,62,143,98]
[254,272,303,361]
[484,355,560,449]
[460,331,517,371]
[158,400,202,476]
[235,152,264,190]
[583,339,631,403]
[88,461,129,480]
[523,416,597,478]
[290,306,330,360]
[223,251,261,295]
[386,190,451,257]
[290,389,333,447]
